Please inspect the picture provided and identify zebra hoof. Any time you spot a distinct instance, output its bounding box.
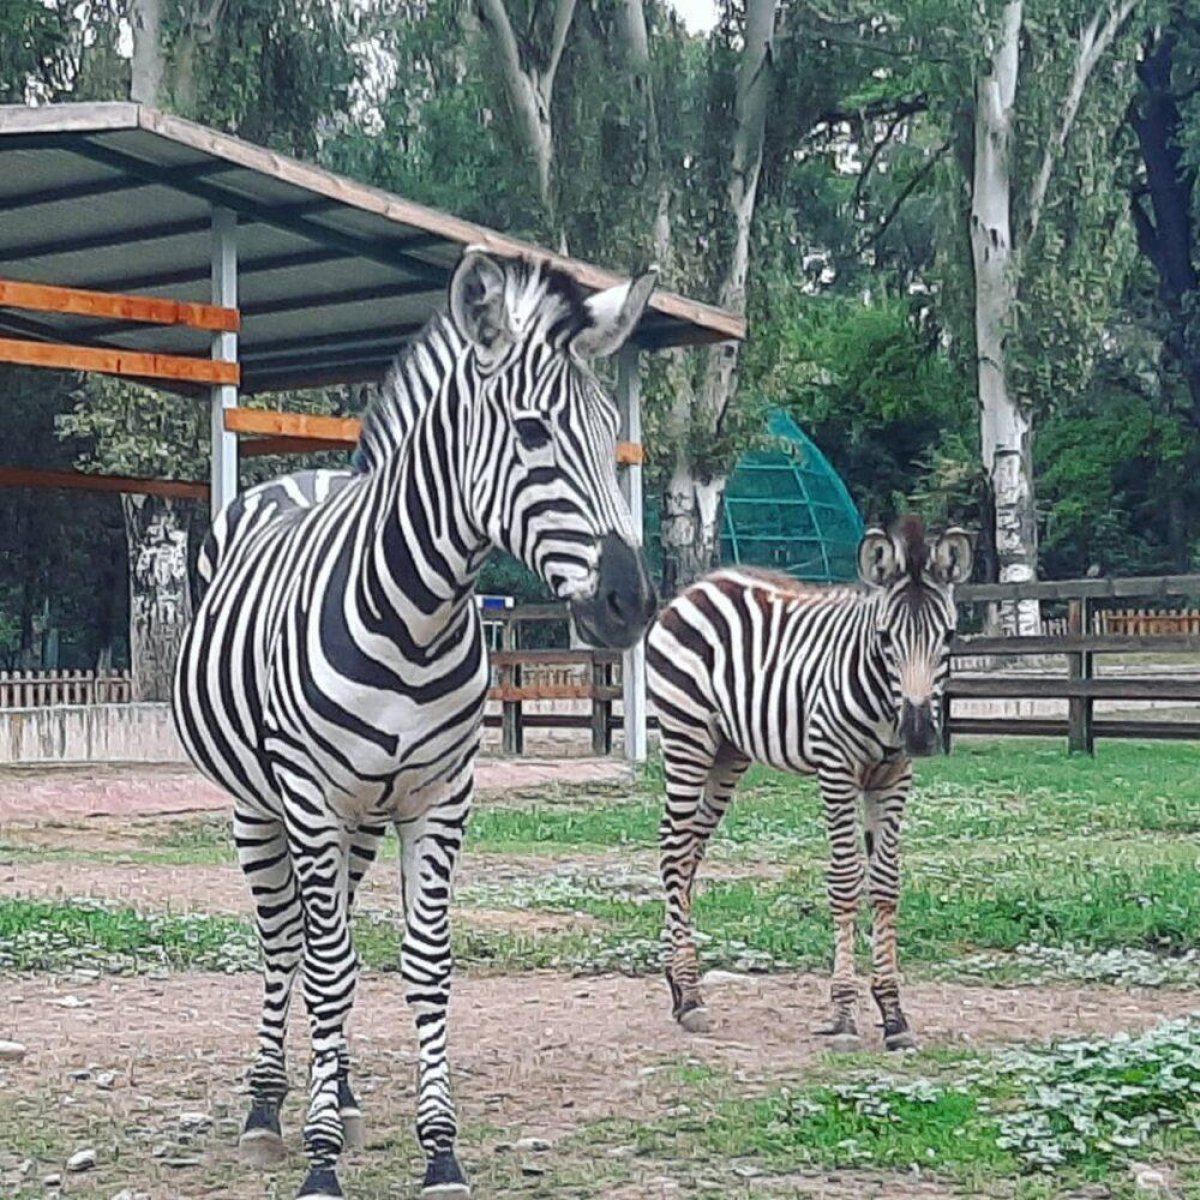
[422,1149,470,1198]
[239,1103,286,1168]
[676,1004,712,1034]
[885,1029,919,1052]
[297,1166,343,1198]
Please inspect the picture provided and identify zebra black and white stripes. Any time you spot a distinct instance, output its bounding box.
[172,248,657,1200]
[647,517,972,1050]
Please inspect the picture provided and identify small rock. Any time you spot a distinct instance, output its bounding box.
[53,996,91,1010]
[178,1111,211,1130]
[514,1137,551,1152]
[95,1071,116,1091]
[67,1148,97,1173]
[0,1039,27,1061]
[520,1163,546,1178]
[1134,1165,1170,1192]
[700,969,752,986]
[163,1157,203,1169]
[17,1158,31,1175]
[43,1173,62,1187]
[151,1144,170,1159]
[69,1069,93,1081]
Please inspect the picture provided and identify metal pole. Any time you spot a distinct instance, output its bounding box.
[617,345,648,764]
[210,208,238,519]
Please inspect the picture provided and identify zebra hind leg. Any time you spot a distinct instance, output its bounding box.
[815,770,866,1052]
[864,762,917,1051]
[236,807,302,1168]
[336,822,387,1151]
[660,738,746,1033]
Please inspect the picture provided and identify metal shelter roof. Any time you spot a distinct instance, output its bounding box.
[0,103,744,395]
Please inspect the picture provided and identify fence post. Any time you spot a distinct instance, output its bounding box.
[501,658,523,756]
[591,654,613,756]
[1067,598,1094,755]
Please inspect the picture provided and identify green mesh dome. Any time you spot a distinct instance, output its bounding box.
[718,410,863,583]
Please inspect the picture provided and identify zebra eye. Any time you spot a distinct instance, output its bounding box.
[515,417,552,451]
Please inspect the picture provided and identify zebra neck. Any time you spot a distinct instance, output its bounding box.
[364,395,488,653]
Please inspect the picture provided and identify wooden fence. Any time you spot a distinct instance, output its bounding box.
[0,669,132,709]
[946,573,1200,753]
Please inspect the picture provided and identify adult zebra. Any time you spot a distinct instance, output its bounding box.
[172,248,657,1200]
[647,517,971,1051]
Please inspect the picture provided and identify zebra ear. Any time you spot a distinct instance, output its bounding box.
[858,528,901,587]
[573,268,658,359]
[449,248,512,359]
[931,528,973,585]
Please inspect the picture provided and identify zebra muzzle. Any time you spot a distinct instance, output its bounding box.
[899,699,939,757]
[571,533,656,650]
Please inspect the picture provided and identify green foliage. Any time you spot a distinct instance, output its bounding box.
[741,287,973,523]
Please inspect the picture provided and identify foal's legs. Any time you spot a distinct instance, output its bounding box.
[815,764,866,1050]
[660,733,749,1031]
[862,758,915,1050]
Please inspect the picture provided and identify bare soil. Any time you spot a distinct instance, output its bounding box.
[1,970,1195,1198]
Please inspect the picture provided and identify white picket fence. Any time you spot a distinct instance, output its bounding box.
[0,669,132,709]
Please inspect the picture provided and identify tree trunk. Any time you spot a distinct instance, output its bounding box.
[123,494,192,702]
[972,1,1040,636]
[129,0,165,104]
[660,0,775,591]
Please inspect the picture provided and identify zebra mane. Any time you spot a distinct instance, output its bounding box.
[350,258,596,475]
[893,515,930,579]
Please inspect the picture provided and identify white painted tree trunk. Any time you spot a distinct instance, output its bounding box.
[123,495,193,702]
[972,1,1040,636]
[129,0,165,104]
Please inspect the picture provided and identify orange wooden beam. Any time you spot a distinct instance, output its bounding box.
[0,278,239,333]
[616,441,643,465]
[0,338,239,386]
[224,407,361,443]
[0,467,208,501]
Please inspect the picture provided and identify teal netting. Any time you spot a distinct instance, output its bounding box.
[718,410,863,583]
[643,411,863,585]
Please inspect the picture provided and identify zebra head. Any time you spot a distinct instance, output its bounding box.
[449,248,658,649]
[858,517,973,757]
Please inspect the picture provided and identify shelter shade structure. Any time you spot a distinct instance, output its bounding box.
[0,101,746,762]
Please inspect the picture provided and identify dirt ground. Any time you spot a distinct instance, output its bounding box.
[3,969,1195,1199]
[2,761,1199,1198]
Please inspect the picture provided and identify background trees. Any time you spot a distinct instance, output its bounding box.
[0,0,1196,668]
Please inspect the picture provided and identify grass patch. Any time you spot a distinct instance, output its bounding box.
[581,1018,1200,1190]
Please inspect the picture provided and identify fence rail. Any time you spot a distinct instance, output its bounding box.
[0,669,132,709]
[948,573,1200,753]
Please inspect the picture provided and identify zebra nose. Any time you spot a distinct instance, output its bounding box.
[572,534,656,649]
[899,699,939,757]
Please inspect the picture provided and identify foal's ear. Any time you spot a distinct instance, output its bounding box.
[572,268,658,359]
[858,528,902,587]
[930,528,974,585]
[449,247,513,363]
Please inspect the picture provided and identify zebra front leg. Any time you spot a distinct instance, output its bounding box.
[815,770,865,1051]
[288,811,359,1200]
[864,760,916,1051]
[335,821,387,1151]
[398,783,471,1199]
[660,739,745,1032]
[236,806,302,1168]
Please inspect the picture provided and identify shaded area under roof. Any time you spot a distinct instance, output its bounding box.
[0,103,744,395]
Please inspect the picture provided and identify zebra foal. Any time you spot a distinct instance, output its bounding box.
[648,517,972,1051]
[172,248,657,1200]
